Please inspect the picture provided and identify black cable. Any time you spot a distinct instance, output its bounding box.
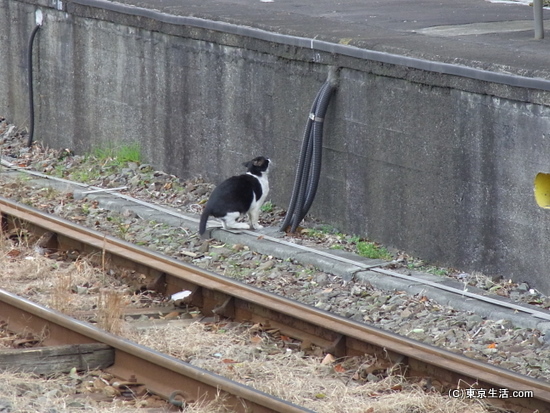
[294,81,335,230]
[281,76,336,233]
[279,83,323,231]
[27,24,41,148]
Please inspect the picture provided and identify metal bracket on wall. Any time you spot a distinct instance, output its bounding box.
[54,1,67,11]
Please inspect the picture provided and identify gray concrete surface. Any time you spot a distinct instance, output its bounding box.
[105,0,550,77]
[3,0,550,293]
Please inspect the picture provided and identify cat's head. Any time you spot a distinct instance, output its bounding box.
[243,156,270,176]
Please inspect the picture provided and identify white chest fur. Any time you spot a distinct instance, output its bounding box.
[250,172,269,204]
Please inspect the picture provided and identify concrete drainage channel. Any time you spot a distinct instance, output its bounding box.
[3,164,550,338]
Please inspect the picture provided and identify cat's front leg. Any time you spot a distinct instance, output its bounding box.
[248,208,264,230]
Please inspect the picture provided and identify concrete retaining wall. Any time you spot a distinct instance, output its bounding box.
[3,0,550,292]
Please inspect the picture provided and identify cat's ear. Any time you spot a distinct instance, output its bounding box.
[252,157,268,167]
[243,161,252,168]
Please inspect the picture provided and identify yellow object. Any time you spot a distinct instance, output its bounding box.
[534,172,550,208]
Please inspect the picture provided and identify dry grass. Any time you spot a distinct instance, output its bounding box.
[132,322,492,413]
[0,243,132,316]
[96,290,125,334]
[0,235,493,413]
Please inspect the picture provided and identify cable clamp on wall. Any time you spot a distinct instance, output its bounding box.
[309,113,324,122]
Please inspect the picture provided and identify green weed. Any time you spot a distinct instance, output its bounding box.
[68,167,95,182]
[52,142,142,184]
[425,266,449,276]
[261,201,274,213]
[93,142,141,164]
[356,241,392,260]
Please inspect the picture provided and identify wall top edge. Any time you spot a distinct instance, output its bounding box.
[16,0,550,93]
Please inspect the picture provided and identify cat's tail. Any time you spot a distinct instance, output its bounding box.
[199,206,211,235]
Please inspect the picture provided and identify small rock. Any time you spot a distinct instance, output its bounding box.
[481,332,497,344]
[66,402,87,409]
[121,209,138,218]
[72,285,88,295]
[530,335,543,348]
[149,182,162,191]
[400,309,412,319]
[138,163,153,171]
[103,386,120,398]
[516,282,529,292]
[366,373,380,382]
[198,241,210,253]
[495,319,513,330]
[314,273,329,286]
[192,186,209,197]
[509,291,521,300]
[233,244,246,252]
[465,314,483,330]
[127,162,139,171]
[499,361,518,369]
[258,260,274,271]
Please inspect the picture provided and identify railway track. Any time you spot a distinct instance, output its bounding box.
[0,195,549,413]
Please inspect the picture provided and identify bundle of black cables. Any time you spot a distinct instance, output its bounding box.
[280,69,338,233]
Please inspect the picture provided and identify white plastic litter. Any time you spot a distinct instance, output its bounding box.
[171,290,192,301]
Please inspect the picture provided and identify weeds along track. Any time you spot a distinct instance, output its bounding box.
[0,195,549,413]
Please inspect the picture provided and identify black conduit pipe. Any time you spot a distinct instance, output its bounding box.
[299,80,334,222]
[26,24,41,148]
[280,84,323,232]
[281,69,337,233]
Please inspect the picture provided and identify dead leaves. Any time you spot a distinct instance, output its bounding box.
[6,248,21,258]
[0,321,42,349]
[334,364,346,373]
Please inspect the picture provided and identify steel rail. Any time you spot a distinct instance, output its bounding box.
[0,289,311,413]
[1,195,549,412]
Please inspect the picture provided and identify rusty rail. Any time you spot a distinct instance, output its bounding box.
[0,288,312,412]
[1,195,549,412]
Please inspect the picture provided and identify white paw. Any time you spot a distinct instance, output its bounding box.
[251,224,264,230]
[227,223,251,230]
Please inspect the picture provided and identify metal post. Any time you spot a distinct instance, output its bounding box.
[534,0,544,39]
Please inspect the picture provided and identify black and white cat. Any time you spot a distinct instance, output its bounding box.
[199,156,270,236]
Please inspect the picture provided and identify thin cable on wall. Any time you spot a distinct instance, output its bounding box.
[26,17,42,148]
